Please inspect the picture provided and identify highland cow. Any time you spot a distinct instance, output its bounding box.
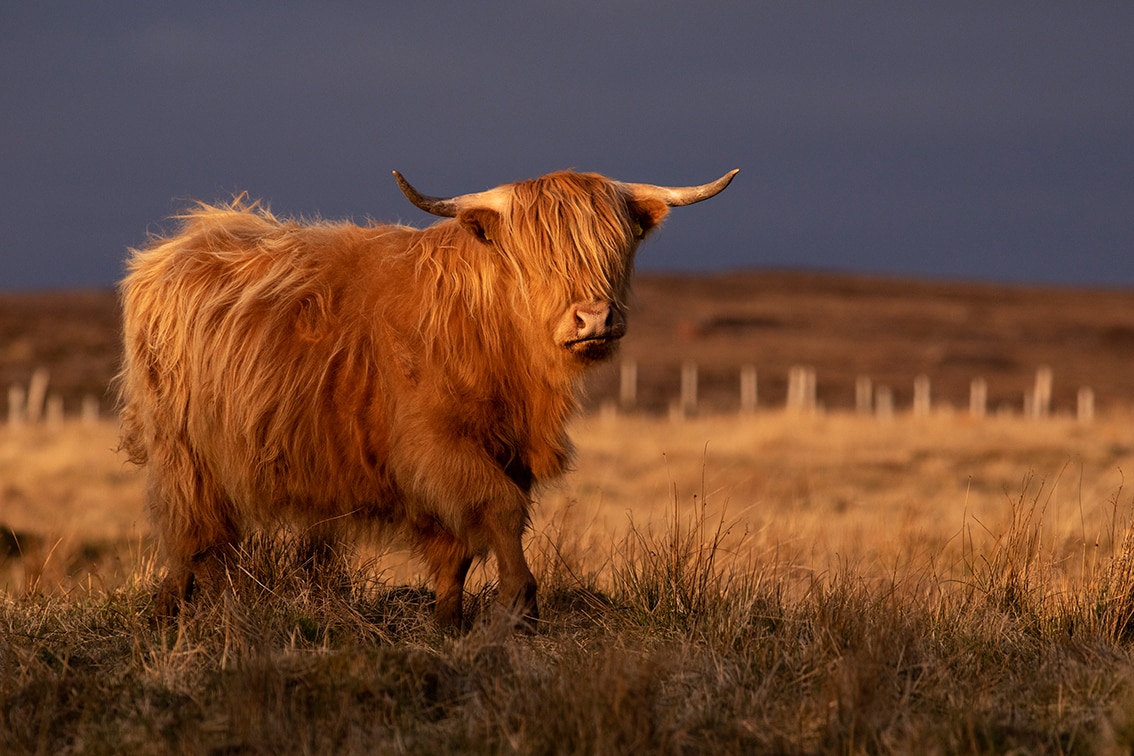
[118,167,737,627]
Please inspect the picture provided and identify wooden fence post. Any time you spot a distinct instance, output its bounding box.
[740,365,757,414]
[855,376,872,415]
[913,375,931,417]
[786,366,816,413]
[1077,387,1094,424]
[26,368,49,425]
[681,361,698,417]
[1029,366,1053,419]
[970,378,988,419]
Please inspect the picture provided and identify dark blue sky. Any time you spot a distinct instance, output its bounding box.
[3,2,1132,290]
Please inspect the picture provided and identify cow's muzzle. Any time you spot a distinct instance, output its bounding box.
[562,301,626,359]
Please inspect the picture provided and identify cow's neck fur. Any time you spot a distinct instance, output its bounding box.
[396,221,590,484]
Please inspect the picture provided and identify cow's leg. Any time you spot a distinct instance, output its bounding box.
[396,429,538,630]
[415,521,474,629]
[480,495,539,629]
[147,451,239,619]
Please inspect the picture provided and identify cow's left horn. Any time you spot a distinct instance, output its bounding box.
[624,169,739,207]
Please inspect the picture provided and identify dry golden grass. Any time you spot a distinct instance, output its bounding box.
[0,422,145,594]
[4,411,1134,752]
[549,410,1134,579]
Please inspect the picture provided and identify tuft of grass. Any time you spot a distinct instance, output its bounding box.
[613,486,736,632]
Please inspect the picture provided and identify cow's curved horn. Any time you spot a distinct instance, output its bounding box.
[393,171,461,217]
[393,171,509,218]
[624,169,739,207]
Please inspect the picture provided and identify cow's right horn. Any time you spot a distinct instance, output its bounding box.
[393,171,508,218]
[393,171,461,217]
[624,169,739,207]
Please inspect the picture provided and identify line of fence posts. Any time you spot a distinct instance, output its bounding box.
[3,362,1103,428]
[5,368,102,430]
[605,360,1097,422]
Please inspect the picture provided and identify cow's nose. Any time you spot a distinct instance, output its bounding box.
[572,302,624,341]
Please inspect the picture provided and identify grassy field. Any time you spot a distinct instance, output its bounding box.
[4,410,1134,753]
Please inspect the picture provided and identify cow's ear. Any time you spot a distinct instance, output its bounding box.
[628,198,669,239]
[457,208,502,245]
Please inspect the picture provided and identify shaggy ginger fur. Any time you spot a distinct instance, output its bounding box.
[118,169,727,627]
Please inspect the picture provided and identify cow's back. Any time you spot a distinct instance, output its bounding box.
[118,203,416,522]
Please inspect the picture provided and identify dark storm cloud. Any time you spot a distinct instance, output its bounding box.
[2,2,1132,289]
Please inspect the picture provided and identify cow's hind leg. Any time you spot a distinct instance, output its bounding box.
[417,522,473,629]
[147,457,240,619]
[154,543,236,619]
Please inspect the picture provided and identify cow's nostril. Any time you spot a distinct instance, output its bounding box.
[574,305,607,337]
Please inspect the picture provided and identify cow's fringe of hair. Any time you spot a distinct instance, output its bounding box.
[504,172,642,309]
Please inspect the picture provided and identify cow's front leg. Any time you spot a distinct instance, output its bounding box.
[395,426,540,631]
[480,493,539,629]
